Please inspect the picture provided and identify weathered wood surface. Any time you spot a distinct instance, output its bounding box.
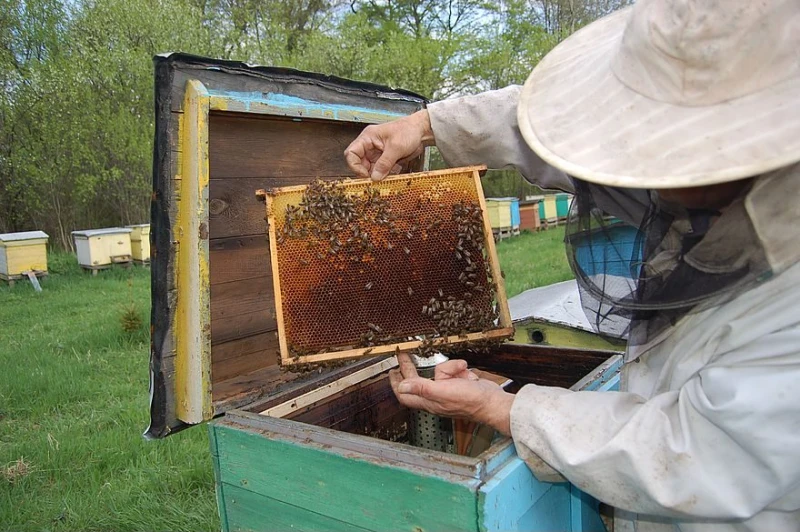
[149,55,427,436]
[210,114,364,179]
[259,358,397,418]
[219,483,373,532]
[287,372,409,440]
[460,343,613,389]
[210,420,480,532]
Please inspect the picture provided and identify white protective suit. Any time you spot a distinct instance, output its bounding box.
[428,86,800,532]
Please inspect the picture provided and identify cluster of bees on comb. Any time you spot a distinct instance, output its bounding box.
[273,176,501,364]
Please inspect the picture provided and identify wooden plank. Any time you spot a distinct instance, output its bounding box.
[211,330,278,385]
[570,485,606,532]
[473,168,512,329]
[173,79,213,424]
[478,457,553,532]
[212,331,278,365]
[284,328,514,366]
[219,483,373,532]
[209,177,313,240]
[259,358,397,417]
[288,375,409,441]
[212,365,299,408]
[209,114,364,179]
[168,64,425,116]
[212,351,273,384]
[460,344,614,389]
[210,276,274,322]
[209,235,270,285]
[211,310,277,346]
[211,420,480,532]
[267,189,290,366]
[224,410,485,480]
[208,424,231,532]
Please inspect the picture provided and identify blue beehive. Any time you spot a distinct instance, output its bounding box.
[573,220,641,279]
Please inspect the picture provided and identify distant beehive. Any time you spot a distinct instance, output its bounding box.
[519,197,542,231]
[539,195,558,222]
[71,228,133,271]
[126,224,150,262]
[0,231,49,282]
[485,198,513,229]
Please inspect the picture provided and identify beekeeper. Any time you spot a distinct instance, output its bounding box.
[344,1,800,530]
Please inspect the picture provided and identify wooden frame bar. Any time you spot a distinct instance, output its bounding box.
[265,166,514,366]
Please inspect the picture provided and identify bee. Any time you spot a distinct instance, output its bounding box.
[438,288,444,298]
[299,258,309,266]
[368,323,383,333]
[386,242,394,250]
[403,247,410,255]
[407,287,414,296]
[365,282,373,290]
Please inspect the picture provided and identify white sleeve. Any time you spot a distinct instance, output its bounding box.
[427,86,574,192]
[510,326,800,520]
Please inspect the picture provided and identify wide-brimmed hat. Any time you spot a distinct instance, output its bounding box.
[518,0,800,189]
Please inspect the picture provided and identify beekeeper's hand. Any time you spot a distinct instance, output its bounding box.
[344,110,435,181]
[390,353,514,436]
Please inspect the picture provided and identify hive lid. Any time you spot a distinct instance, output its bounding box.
[264,166,514,367]
[72,227,132,237]
[146,53,429,438]
[0,231,49,242]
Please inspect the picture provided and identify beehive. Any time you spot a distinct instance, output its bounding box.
[72,228,133,269]
[265,167,513,366]
[126,224,150,262]
[485,198,513,229]
[148,54,622,532]
[0,231,49,282]
[520,198,542,231]
[539,195,558,222]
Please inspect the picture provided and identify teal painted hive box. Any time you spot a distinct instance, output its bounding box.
[148,54,621,532]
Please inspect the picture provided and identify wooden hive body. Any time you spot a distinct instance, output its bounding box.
[72,228,132,267]
[0,231,49,278]
[126,224,151,262]
[149,54,622,532]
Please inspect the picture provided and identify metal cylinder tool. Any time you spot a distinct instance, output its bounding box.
[407,352,455,453]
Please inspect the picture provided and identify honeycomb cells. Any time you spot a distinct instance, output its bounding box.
[267,170,500,357]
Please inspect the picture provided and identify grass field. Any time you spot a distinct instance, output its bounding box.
[0,228,571,531]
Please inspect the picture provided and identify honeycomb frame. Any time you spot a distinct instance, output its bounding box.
[263,165,513,366]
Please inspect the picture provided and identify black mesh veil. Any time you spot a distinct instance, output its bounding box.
[564,179,772,347]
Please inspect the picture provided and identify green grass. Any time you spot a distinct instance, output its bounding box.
[496,226,574,298]
[0,228,568,531]
[0,253,218,532]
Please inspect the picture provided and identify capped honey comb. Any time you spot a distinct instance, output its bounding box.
[264,166,513,366]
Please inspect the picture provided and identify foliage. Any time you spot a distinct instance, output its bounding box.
[0,257,218,531]
[0,0,628,249]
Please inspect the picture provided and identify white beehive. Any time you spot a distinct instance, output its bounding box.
[71,228,133,269]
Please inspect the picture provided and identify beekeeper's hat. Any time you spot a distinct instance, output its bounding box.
[518,0,800,189]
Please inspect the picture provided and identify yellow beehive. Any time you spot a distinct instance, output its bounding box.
[71,228,133,270]
[541,195,558,221]
[0,231,49,281]
[126,224,150,262]
[485,198,513,229]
